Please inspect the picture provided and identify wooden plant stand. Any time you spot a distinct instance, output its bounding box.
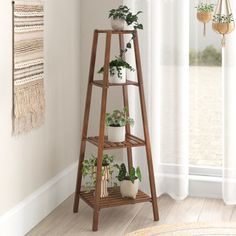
[73,29,159,231]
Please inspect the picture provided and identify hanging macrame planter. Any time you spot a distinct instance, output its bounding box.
[196,0,214,36]
[212,0,235,47]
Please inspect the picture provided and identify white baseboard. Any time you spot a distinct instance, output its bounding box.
[0,162,78,236]
[189,175,222,199]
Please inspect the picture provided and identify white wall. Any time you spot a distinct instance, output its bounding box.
[0,0,80,216]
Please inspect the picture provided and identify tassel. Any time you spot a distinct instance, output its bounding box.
[221,34,226,47]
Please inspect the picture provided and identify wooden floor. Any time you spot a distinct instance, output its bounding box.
[27,194,236,236]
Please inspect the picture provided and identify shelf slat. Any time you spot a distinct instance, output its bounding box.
[93,80,139,87]
[96,30,136,34]
[86,134,145,149]
[80,187,152,209]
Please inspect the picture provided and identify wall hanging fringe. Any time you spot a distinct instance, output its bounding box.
[12,0,45,134]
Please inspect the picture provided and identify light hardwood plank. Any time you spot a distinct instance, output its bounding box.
[27,194,236,236]
[198,198,234,222]
[163,196,205,224]
[124,195,175,234]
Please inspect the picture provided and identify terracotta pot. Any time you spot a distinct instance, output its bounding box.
[109,67,126,84]
[197,12,212,23]
[107,126,125,142]
[120,179,139,199]
[212,22,235,34]
[111,18,125,30]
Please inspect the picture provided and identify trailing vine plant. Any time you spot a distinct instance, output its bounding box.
[109,5,143,57]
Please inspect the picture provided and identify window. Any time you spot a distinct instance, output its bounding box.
[189,0,223,168]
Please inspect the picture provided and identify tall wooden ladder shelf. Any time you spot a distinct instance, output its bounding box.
[73,29,159,231]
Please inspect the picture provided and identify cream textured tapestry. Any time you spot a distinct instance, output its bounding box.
[13,0,45,134]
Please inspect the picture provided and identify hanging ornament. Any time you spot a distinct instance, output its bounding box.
[196,0,214,36]
[212,0,235,47]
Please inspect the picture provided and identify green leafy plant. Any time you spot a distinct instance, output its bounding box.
[82,154,117,192]
[109,5,143,30]
[106,107,134,127]
[213,13,234,23]
[196,3,214,13]
[109,5,143,55]
[98,57,134,79]
[115,163,142,184]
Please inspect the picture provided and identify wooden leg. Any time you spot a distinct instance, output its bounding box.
[73,30,99,213]
[92,210,100,231]
[119,34,133,171]
[133,32,159,221]
[92,31,112,231]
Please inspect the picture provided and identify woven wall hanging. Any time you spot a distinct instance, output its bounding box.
[12,0,45,134]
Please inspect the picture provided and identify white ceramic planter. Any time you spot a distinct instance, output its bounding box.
[109,67,126,84]
[120,179,139,199]
[111,18,125,30]
[107,126,125,142]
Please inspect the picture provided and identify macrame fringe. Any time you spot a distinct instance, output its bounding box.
[13,80,45,135]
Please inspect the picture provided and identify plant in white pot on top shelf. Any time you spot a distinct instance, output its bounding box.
[106,107,134,142]
[116,163,142,199]
[98,57,134,84]
[109,5,143,31]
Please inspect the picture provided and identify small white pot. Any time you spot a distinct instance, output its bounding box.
[107,126,125,142]
[110,67,126,84]
[111,18,125,30]
[120,179,139,199]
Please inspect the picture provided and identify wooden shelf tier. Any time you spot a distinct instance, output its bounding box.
[80,187,152,209]
[86,134,145,149]
[93,80,139,87]
[96,30,135,34]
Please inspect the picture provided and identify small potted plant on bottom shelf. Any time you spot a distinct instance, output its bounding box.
[98,57,134,84]
[106,107,134,142]
[116,163,142,199]
[82,154,116,198]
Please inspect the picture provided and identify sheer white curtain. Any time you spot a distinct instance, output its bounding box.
[223,0,236,204]
[125,0,189,200]
[125,0,236,204]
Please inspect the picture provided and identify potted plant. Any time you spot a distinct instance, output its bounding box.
[109,5,143,31]
[116,163,142,199]
[212,13,235,46]
[196,3,214,36]
[212,13,235,34]
[106,107,134,142]
[98,57,134,84]
[82,154,117,197]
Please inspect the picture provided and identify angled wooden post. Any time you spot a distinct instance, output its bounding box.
[73,30,99,213]
[118,34,133,171]
[133,31,159,221]
[92,31,112,231]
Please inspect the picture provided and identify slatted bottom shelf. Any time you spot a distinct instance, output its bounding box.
[87,134,145,149]
[80,187,151,209]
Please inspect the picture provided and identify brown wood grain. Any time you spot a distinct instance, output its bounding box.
[73,30,99,213]
[93,31,112,231]
[133,31,159,221]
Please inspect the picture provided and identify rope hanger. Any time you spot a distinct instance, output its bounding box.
[212,0,235,46]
